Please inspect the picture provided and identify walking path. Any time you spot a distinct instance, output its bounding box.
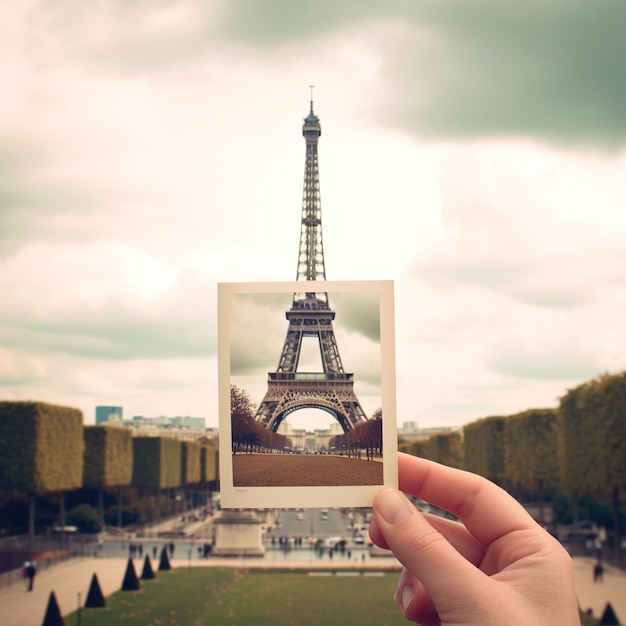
[572,556,626,621]
[0,557,125,626]
[0,554,623,625]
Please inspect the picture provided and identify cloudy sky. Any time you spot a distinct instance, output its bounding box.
[2,0,625,431]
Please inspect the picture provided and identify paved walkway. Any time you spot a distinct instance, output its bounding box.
[0,557,126,626]
[0,555,623,625]
[572,556,626,621]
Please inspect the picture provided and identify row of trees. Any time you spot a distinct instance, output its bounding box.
[231,386,384,458]
[0,401,219,554]
[231,386,292,453]
[400,372,626,551]
[330,410,383,460]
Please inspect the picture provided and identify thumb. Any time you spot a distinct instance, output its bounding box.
[373,489,490,611]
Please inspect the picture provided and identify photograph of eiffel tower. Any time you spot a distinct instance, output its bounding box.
[218,97,397,508]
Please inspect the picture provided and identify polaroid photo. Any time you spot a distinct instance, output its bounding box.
[218,280,398,509]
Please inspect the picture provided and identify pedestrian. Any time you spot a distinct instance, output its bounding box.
[593,561,604,583]
[25,561,37,591]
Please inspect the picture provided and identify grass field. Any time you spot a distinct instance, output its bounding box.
[64,567,409,626]
[232,453,384,487]
[63,566,600,626]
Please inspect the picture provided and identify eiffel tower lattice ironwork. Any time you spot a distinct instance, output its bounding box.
[255,97,368,433]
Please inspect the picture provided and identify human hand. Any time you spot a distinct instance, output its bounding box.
[369,453,580,625]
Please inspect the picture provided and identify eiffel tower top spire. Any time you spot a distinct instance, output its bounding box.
[253,95,368,432]
[295,91,328,307]
[304,84,319,127]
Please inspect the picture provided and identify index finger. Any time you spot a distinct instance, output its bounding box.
[397,452,538,547]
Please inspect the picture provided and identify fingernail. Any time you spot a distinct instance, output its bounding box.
[376,489,414,525]
[400,585,416,612]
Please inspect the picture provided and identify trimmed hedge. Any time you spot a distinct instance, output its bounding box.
[83,425,133,488]
[425,431,463,469]
[505,408,559,499]
[398,439,428,458]
[200,445,219,483]
[132,437,181,490]
[463,415,507,487]
[558,372,626,542]
[181,440,201,484]
[0,401,83,494]
[559,373,626,498]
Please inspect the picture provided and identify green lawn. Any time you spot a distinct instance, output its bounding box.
[64,567,408,626]
[63,566,600,626]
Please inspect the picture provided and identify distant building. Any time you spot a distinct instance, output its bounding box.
[93,408,214,441]
[132,415,205,429]
[278,420,343,452]
[125,422,218,442]
[95,406,123,424]
[123,415,214,442]
[397,421,457,441]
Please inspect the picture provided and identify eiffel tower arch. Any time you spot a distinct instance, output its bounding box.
[256,96,368,433]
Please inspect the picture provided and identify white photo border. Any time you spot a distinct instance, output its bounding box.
[218,280,398,508]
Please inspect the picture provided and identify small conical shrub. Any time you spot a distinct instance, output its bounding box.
[599,602,620,625]
[41,591,65,626]
[121,557,140,591]
[84,572,106,608]
[158,546,171,571]
[141,554,155,580]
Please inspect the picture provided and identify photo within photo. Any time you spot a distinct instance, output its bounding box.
[218,280,398,509]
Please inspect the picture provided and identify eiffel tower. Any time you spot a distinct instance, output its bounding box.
[255,96,368,433]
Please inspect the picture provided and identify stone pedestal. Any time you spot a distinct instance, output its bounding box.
[211,510,265,557]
